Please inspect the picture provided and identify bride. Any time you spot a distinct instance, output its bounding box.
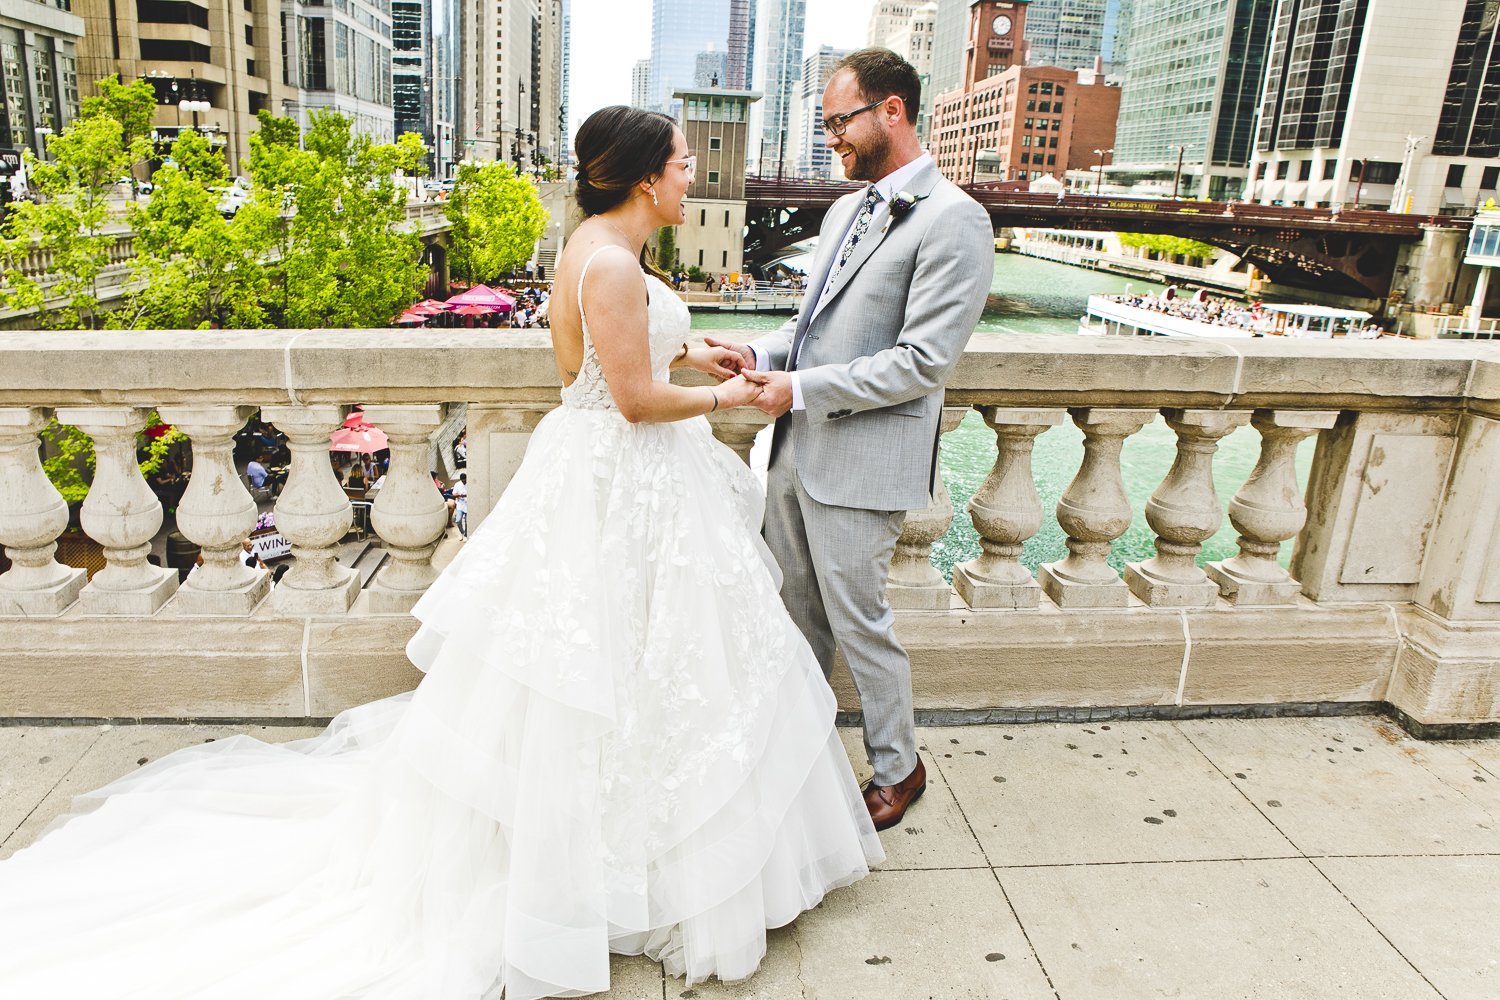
[0,106,883,999]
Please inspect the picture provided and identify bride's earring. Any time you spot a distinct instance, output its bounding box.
[649,187,658,206]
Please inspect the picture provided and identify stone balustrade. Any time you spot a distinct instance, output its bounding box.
[2,329,1498,735]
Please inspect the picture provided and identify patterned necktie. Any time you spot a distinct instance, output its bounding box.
[832,185,882,278]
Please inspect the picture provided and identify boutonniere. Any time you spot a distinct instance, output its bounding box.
[880,190,925,234]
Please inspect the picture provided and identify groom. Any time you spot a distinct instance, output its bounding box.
[712,49,995,830]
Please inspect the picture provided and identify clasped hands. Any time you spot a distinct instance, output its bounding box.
[687,337,793,418]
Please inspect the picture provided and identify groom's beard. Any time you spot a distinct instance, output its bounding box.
[840,130,891,182]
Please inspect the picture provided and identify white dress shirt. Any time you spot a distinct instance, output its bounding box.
[752,152,935,409]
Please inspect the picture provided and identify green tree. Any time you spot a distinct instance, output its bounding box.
[80,74,157,171]
[446,160,549,283]
[123,128,272,329]
[245,111,426,327]
[656,225,679,272]
[1116,232,1219,261]
[0,115,133,328]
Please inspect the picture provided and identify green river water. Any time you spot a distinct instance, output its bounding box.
[692,253,1312,580]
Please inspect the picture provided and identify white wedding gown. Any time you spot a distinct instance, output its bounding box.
[0,249,883,999]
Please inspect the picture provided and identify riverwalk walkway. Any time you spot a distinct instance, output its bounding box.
[2,715,1496,999]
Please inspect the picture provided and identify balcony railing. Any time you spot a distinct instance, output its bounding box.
[2,330,1499,734]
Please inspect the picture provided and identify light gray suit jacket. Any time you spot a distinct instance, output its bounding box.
[752,161,995,511]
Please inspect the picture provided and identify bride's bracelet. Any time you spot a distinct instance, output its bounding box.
[707,387,719,413]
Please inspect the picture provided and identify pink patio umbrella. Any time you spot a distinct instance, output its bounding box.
[452,303,496,316]
[329,411,389,453]
[446,284,516,311]
[395,310,427,325]
[409,298,452,314]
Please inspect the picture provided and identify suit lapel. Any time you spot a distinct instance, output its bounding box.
[807,161,944,326]
[788,192,863,368]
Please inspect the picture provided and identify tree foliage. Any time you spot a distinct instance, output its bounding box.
[1116,232,1218,260]
[446,161,549,284]
[123,128,270,329]
[246,111,427,327]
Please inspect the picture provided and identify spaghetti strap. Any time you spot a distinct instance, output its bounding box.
[575,244,631,339]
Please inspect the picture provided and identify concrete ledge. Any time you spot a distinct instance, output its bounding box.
[0,602,1429,724]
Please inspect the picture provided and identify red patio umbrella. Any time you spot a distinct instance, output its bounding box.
[452,303,496,316]
[329,411,389,453]
[446,284,516,311]
[395,310,427,325]
[409,298,452,314]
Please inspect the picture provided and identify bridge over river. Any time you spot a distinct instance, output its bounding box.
[745,177,1470,299]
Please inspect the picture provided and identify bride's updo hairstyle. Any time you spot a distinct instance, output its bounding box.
[574,105,677,278]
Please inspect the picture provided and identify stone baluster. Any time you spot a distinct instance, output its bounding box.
[709,409,771,465]
[888,407,970,610]
[0,408,86,616]
[56,407,179,615]
[362,405,449,614]
[953,407,1068,609]
[157,405,269,615]
[1039,408,1155,608]
[261,404,360,614]
[1125,409,1251,607]
[1206,409,1339,605]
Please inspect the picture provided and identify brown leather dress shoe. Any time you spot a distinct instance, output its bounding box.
[863,756,926,831]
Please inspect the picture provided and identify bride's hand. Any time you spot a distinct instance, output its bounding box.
[711,374,765,410]
[683,345,743,381]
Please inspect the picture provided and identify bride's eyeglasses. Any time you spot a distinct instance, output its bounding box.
[665,154,697,182]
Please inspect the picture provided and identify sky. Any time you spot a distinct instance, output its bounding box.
[567,0,878,144]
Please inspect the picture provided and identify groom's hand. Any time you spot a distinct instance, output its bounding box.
[744,370,793,417]
[704,336,756,371]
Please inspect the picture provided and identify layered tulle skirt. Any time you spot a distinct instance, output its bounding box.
[0,406,882,999]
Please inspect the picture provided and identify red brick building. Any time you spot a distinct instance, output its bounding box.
[931,0,1120,185]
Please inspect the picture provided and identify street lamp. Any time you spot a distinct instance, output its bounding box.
[179,99,211,134]
[1168,143,1196,200]
[1093,148,1113,195]
[1390,135,1425,214]
[33,126,53,162]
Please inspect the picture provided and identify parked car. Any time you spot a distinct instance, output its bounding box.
[214,176,252,216]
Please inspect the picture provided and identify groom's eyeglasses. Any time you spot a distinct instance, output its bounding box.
[822,99,887,137]
[665,154,697,182]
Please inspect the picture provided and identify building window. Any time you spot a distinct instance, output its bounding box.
[1483,165,1500,189]
[1056,85,1065,96]
[709,135,721,150]
[700,209,706,225]
[724,210,730,225]
[722,250,728,268]
[140,39,212,62]
[1027,83,1038,93]
[1276,160,1290,180]
[1040,82,1053,95]
[698,249,704,266]
[707,169,719,183]
[1025,100,1034,111]
[137,1,210,28]
[1446,163,1467,187]
[1038,101,1050,113]
[1047,154,1056,166]
[1298,160,1312,181]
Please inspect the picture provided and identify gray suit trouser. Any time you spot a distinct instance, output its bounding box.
[764,421,916,787]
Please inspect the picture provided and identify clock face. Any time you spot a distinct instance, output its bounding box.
[993,14,1013,36]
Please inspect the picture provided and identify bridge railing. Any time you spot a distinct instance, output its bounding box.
[1,330,1498,733]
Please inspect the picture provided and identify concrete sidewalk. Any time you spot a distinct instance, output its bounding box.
[2,715,1497,999]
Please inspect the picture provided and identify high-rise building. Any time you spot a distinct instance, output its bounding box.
[538,0,566,169]
[1023,0,1107,72]
[279,1,396,145]
[392,2,429,146]
[673,85,759,275]
[925,0,972,151]
[1109,0,1273,200]
[1,0,84,166]
[71,0,298,172]
[1101,0,1132,73]
[696,45,729,86]
[632,59,652,109]
[429,0,460,176]
[868,2,915,47]
[789,45,849,178]
[727,0,756,88]
[751,0,805,172]
[933,2,1120,184]
[1250,0,1500,215]
[459,0,562,172]
[559,0,571,165]
[648,0,731,113]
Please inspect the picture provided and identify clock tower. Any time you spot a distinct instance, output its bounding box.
[964,0,1029,88]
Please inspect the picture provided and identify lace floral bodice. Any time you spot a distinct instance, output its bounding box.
[561,246,691,411]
